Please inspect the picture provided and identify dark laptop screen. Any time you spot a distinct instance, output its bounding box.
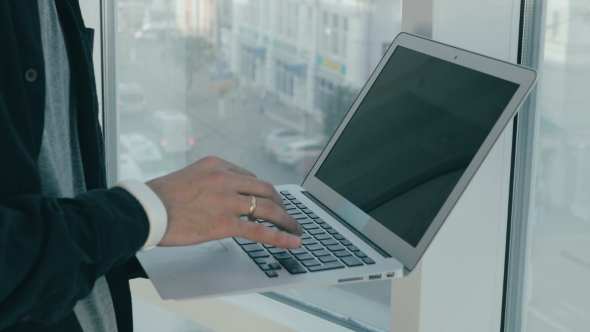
[315,46,519,247]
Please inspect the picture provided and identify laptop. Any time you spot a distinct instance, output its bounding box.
[137,33,536,300]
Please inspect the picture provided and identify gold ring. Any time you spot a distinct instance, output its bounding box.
[247,195,257,218]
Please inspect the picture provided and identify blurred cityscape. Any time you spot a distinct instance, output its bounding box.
[115,0,401,190]
[524,1,590,330]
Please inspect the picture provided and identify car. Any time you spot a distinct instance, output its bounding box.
[120,133,166,181]
[133,22,175,42]
[293,150,322,174]
[118,83,146,114]
[261,128,304,156]
[276,138,325,166]
[119,153,145,181]
[150,110,195,154]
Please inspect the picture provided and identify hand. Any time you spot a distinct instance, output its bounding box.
[146,156,303,249]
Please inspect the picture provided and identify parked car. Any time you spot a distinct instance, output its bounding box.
[293,150,322,174]
[120,133,166,181]
[119,153,144,181]
[118,83,146,114]
[150,110,195,154]
[276,139,325,166]
[261,128,304,156]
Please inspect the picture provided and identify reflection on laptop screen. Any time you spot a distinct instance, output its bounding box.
[315,46,519,247]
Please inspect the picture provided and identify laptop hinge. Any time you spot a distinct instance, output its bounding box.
[302,191,391,258]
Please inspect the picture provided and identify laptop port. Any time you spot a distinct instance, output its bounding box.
[368,274,382,280]
[338,276,364,283]
[386,272,395,278]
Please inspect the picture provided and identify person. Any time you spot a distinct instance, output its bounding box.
[0,1,302,331]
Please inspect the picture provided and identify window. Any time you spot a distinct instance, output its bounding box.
[112,0,401,330]
[507,0,590,331]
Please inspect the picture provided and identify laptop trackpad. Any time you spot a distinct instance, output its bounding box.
[146,241,228,262]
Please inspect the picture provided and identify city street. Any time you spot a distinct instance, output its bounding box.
[117,35,310,185]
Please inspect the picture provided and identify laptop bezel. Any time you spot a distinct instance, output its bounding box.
[301,32,537,272]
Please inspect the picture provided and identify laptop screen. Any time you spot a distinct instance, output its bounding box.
[315,46,519,248]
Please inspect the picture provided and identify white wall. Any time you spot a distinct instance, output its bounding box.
[391,0,522,331]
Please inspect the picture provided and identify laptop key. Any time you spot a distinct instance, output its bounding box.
[284,195,296,200]
[319,255,337,263]
[308,229,325,235]
[320,223,332,229]
[334,234,346,240]
[289,248,308,255]
[346,245,360,252]
[301,209,313,214]
[301,233,311,239]
[287,210,301,215]
[327,244,345,252]
[259,264,271,271]
[265,270,278,278]
[285,205,297,210]
[302,223,319,230]
[334,250,352,258]
[263,244,275,248]
[312,250,331,257]
[308,214,319,219]
[308,261,345,272]
[291,199,302,204]
[305,244,323,251]
[340,240,352,246]
[355,251,368,258]
[295,253,315,261]
[340,256,363,267]
[280,191,290,195]
[242,244,264,252]
[362,257,375,265]
[268,247,286,254]
[273,252,292,260]
[314,234,331,241]
[249,251,269,258]
[302,259,321,267]
[291,214,308,220]
[279,258,307,274]
[327,229,339,235]
[297,218,314,225]
[269,262,282,270]
[254,258,267,265]
[234,237,255,245]
[302,239,317,246]
[320,239,338,246]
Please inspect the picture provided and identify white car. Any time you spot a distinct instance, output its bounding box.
[150,110,195,154]
[120,133,166,181]
[261,128,303,155]
[276,139,325,166]
[118,83,146,114]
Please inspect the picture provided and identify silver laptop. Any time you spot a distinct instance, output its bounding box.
[137,33,536,300]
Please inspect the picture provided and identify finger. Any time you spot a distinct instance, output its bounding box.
[233,195,303,236]
[229,174,284,210]
[234,218,302,249]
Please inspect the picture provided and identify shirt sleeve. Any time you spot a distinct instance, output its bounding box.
[0,188,149,329]
[113,179,168,252]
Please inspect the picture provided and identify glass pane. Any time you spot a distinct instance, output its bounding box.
[523,1,590,331]
[116,0,401,330]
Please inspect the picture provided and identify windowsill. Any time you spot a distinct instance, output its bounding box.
[130,278,354,331]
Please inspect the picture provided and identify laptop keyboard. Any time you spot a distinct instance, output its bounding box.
[233,190,375,278]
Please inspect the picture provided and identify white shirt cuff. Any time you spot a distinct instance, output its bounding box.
[113,179,168,252]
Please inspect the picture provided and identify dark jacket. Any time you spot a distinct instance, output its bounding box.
[0,1,150,331]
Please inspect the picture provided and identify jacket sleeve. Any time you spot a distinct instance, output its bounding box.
[0,187,149,329]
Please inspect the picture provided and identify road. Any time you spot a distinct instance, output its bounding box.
[116,35,309,185]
